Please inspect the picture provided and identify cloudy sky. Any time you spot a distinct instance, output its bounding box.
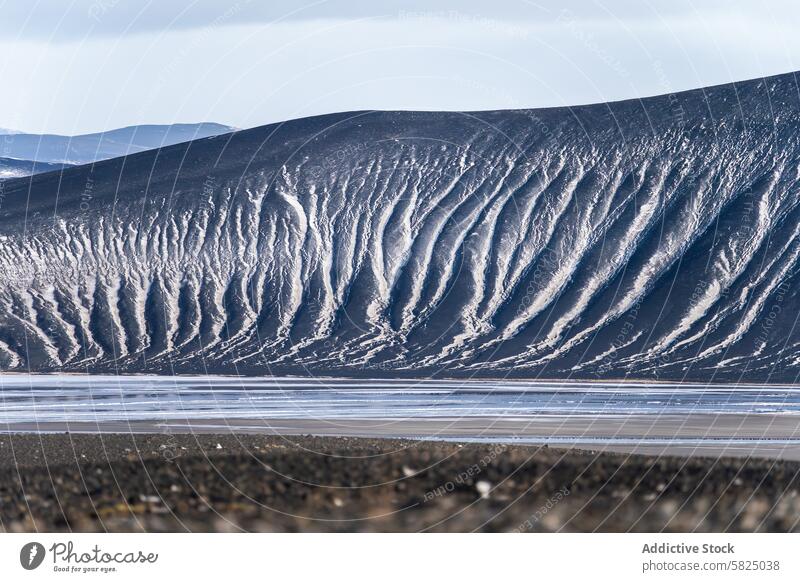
[1,0,798,135]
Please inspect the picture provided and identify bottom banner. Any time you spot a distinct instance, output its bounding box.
[0,534,796,581]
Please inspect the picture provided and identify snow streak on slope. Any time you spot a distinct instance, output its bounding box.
[1,73,800,382]
[0,157,71,179]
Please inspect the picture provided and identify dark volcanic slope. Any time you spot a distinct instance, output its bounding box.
[2,73,800,381]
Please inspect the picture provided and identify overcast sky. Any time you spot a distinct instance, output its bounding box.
[1,0,799,135]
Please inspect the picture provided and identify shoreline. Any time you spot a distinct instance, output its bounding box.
[2,433,799,532]
[5,412,800,460]
[3,371,800,387]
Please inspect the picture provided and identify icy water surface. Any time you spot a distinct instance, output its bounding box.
[4,376,800,458]
[2,375,800,424]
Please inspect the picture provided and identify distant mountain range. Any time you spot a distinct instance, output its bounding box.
[0,157,70,179]
[0,123,235,176]
[0,74,799,382]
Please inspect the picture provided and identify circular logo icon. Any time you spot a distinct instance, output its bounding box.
[20,542,46,570]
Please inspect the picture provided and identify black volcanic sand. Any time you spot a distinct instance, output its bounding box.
[1,434,799,532]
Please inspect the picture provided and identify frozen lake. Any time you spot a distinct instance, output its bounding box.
[3,375,800,422]
[2,375,800,458]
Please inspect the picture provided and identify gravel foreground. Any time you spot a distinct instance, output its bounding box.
[1,433,799,532]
